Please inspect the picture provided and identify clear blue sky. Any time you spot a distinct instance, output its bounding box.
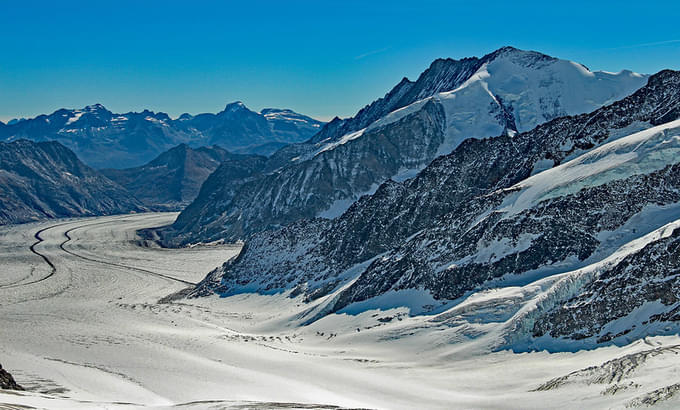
[2,0,679,122]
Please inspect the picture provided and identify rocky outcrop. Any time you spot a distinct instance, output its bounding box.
[163,100,447,245]
[0,364,23,391]
[532,222,680,344]
[531,343,680,406]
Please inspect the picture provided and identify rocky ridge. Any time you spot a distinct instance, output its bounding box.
[0,139,144,224]
[163,46,647,244]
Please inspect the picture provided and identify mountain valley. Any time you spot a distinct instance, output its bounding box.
[3,45,680,409]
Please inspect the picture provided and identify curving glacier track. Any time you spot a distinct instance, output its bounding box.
[1,212,680,409]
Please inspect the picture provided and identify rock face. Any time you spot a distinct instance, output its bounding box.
[102,144,265,210]
[162,100,447,245]
[0,364,23,390]
[0,103,323,169]
[531,222,680,344]
[0,139,144,225]
[164,46,647,244]
[193,70,680,348]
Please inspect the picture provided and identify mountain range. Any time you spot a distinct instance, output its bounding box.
[158,46,648,246]
[180,53,680,350]
[0,103,323,169]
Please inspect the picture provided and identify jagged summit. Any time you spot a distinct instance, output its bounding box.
[484,45,556,62]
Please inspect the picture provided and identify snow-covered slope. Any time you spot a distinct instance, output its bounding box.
[5,213,680,409]
[163,47,647,245]
[191,70,680,351]
[501,118,680,216]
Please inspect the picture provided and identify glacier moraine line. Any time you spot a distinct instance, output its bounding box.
[59,219,197,286]
[0,222,72,289]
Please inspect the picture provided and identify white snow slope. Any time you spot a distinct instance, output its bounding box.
[502,118,680,216]
[2,212,680,409]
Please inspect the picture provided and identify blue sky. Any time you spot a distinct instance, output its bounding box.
[1,0,679,122]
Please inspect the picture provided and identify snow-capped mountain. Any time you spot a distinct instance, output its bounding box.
[0,140,144,224]
[173,102,324,156]
[101,144,266,210]
[162,46,648,245]
[0,103,323,168]
[191,70,680,349]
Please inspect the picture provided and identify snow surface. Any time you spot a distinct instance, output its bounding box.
[318,183,380,219]
[314,128,365,155]
[262,109,320,127]
[314,51,647,159]
[65,111,84,125]
[501,119,680,216]
[2,212,680,408]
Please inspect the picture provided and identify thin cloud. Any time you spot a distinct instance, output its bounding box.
[603,39,680,51]
[354,47,389,60]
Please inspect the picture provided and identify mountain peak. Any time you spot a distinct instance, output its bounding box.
[224,101,247,112]
[84,103,108,112]
[649,69,680,86]
[492,45,521,54]
[397,76,413,86]
[483,46,557,66]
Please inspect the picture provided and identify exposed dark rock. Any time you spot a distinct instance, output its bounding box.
[0,139,144,225]
[0,363,24,390]
[163,100,447,246]
[102,144,265,210]
[532,344,680,392]
[532,222,680,343]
